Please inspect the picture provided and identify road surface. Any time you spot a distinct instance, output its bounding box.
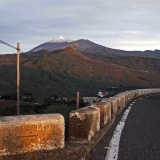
[87,94,160,160]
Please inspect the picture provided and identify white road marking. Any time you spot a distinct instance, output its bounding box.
[105,102,134,160]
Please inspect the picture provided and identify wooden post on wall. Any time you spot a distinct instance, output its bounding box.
[76,92,80,110]
[17,43,20,115]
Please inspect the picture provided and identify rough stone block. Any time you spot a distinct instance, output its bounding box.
[92,102,111,127]
[114,95,125,109]
[134,89,142,97]
[122,91,133,103]
[0,114,64,156]
[68,106,100,143]
[101,97,117,118]
[128,90,136,101]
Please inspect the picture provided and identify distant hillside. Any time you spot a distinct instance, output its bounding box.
[0,47,160,99]
[29,36,160,58]
[30,38,107,54]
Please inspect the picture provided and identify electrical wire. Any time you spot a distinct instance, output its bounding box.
[0,40,17,50]
[0,40,75,97]
[0,40,44,72]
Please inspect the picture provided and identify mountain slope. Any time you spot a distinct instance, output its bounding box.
[29,36,107,53]
[0,47,160,99]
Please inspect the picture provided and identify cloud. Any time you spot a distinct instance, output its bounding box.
[0,0,160,53]
[115,40,160,51]
[0,0,21,6]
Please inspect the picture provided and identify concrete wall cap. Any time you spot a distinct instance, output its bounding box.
[70,106,99,114]
[104,97,117,102]
[113,95,122,99]
[0,114,64,124]
[93,102,111,106]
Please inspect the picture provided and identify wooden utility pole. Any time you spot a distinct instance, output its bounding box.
[76,92,80,110]
[17,43,20,115]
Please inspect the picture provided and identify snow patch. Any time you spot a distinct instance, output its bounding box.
[48,36,73,43]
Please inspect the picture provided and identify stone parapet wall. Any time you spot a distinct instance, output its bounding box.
[0,114,64,156]
[91,102,111,127]
[101,97,118,118]
[68,88,160,144]
[0,88,160,159]
[68,106,100,143]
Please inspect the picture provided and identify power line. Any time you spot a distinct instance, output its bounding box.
[0,40,86,98]
[0,40,44,72]
[0,40,17,50]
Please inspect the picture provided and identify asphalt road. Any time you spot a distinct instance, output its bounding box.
[86,94,160,160]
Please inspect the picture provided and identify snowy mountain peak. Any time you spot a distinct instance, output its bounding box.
[49,36,73,43]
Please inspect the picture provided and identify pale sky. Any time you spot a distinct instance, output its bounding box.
[0,0,160,53]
